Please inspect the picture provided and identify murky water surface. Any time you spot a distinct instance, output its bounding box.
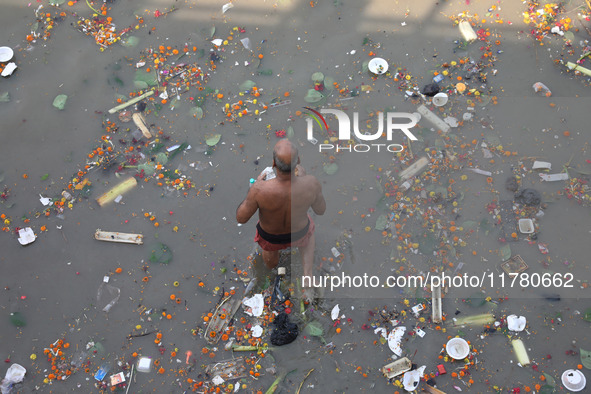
[1,0,591,393]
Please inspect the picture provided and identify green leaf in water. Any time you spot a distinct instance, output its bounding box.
[120,36,139,48]
[374,214,388,231]
[542,372,556,387]
[155,152,168,165]
[361,61,369,73]
[305,89,324,103]
[135,69,158,86]
[286,126,294,139]
[311,72,324,83]
[189,107,204,119]
[40,174,49,181]
[138,163,156,176]
[581,348,591,369]
[205,133,222,146]
[323,163,338,175]
[303,321,323,337]
[538,385,555,394]
[0,92,10,103]
[583,308,591,322]
[134,80,149,90]
[52,94,68,110]
[499,244,511,261]
[461,220,479,230]
[239,80,256,92]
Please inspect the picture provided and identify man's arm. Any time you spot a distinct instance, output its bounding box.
[311,179,326,215]
[236,187,259,224]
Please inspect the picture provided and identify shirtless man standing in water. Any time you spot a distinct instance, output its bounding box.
[236,140,326,293]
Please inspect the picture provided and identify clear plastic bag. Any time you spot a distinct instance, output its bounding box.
[97,277,120,313]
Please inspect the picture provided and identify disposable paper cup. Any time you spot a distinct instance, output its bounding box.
[368,58,388,75]
[432,93,448,107]
[446,338,470,360]
[0,46,14,62]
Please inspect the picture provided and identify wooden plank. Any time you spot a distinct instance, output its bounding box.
[431,283,443,324]
[95,229,143,245]
[132,113,152,139]
[422,383,446,394]
[204,295,243,344]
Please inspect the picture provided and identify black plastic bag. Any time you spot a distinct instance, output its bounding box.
[514,188,541,206]
[421,83,440,97]
[270,312,298,346]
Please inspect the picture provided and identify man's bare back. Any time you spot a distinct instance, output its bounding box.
[236,140,326,285]
[249,172,324,235]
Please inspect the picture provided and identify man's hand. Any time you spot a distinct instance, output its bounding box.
[256,171,267,182]
[295,164,306,177]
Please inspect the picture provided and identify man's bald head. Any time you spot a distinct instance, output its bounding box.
[273,139,299,173]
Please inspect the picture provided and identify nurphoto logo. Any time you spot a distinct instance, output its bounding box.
[304,107,419,153]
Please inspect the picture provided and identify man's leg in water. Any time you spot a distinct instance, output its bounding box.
[299,233,315,280]
[261,249,280,270]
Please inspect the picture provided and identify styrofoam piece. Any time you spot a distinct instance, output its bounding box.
[17,228,36,246]
[331,304,340,320]
[417,105,451,133]
[136,357,152,373]
[1,62,17,77]
[387,326,406,356]
[251,325,263,338]
[532,161,551,170]
[381,357,412,379]
[403,365,426,391]
[459,20,477,42]
[242,294,264,317]
[540,173,568,182]
[518,219,534,234]
[507,315,526,331]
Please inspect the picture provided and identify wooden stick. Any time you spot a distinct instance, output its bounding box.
[296,369,314,394]
[132,113,152,139]
[108,91,154,114]
[96,177,137,207]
